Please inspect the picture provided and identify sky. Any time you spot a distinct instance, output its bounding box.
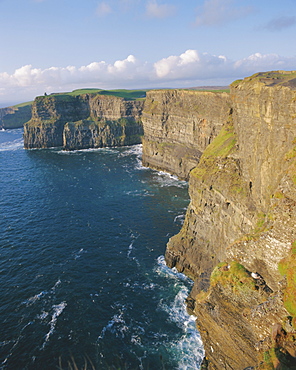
[0,0,296,106]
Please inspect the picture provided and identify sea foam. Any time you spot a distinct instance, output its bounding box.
[156,255,204,369]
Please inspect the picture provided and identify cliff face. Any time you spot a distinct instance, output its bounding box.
[141,90,231,179]
[0,104,32,129]
[23,94,144,149]
[164,72,296,369]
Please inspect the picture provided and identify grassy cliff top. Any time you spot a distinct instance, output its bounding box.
[47,88,147,100]
[231,70,296,89]
[13,101,33,109]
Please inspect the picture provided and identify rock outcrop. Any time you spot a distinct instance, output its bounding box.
[24,94,144,149]
[165,71,296,369]
[141,89,231,180]
[0,104,32,129]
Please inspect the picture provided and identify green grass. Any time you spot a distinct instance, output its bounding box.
[278,242,296,327]
[235,70,296,87]
[97,89,147,100]
[191,119,237,180]
[67,88,103,95]
[210,261,256,293]
[13,101,33,108]
[48,88,147,101]
[196,89,230,93]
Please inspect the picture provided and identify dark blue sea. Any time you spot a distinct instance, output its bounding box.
[0,129,204,370]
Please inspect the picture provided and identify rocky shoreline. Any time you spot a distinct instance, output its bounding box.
[22,71,296,369]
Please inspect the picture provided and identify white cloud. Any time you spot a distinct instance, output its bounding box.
[195,0,254,26]
[145,0,176,19]
[1,50,296,105]
[96,2,112,17]
[154,50,231,80]
[233,53,296,73]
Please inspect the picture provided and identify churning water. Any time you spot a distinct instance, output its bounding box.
[0,129,204,369]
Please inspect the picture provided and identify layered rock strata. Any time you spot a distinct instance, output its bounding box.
[0,104,32,129]
[24,94,144,149]
[141,89,231,179]
[165,71,296,369]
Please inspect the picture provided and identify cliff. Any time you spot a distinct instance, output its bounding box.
[21,73,296,368]
[23,93,144,149]
[141,89,231,180]
[164,71,296,369]
[0,103,32,129]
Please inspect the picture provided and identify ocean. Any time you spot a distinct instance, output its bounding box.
[0,129,204,369]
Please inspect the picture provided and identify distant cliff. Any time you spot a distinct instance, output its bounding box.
[24,94,144,149]
[0,104,32,129]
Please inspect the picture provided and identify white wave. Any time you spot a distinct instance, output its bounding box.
[155,255,193,284]
[174,214,186,225]
[21,279,61,307]
[126,235,141,267]
[73,248,86,259]
[134,159,149,171]
[123,280,157,292]
[127,240,135,258]
[0,137,24,151]
[42,302,67,348]
[0,128,23,135]
[120,144,149,172]
[22,291,47,307]
[51,279,61,291]
[155,255,204,369]
[120,144,142,158]
[152,171,188,188]
[124,189,154,197]
[98,308,129,340]
[56,147,118,155]
[37,311,49,321]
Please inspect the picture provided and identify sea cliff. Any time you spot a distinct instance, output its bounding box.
[141,89,231,180]
[0,103,32,129]
[24,93,144,149]
[165,71,296,369]
[22,72,296,369]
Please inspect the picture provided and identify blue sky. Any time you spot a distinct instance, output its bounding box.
[0,0,296,105]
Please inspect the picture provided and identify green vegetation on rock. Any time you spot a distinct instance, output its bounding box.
[234,70,296,89]
[49,88,147,101]
[190,118,246,197]
[210,261,256,293]
[278,242,296,327]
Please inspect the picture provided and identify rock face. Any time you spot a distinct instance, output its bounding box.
[141,89,231,179]
[164,71,296,369]
[24,94,144,149]
[0,104,32,129]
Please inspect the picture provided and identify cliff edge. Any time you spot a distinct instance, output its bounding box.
[165,71,296,369]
